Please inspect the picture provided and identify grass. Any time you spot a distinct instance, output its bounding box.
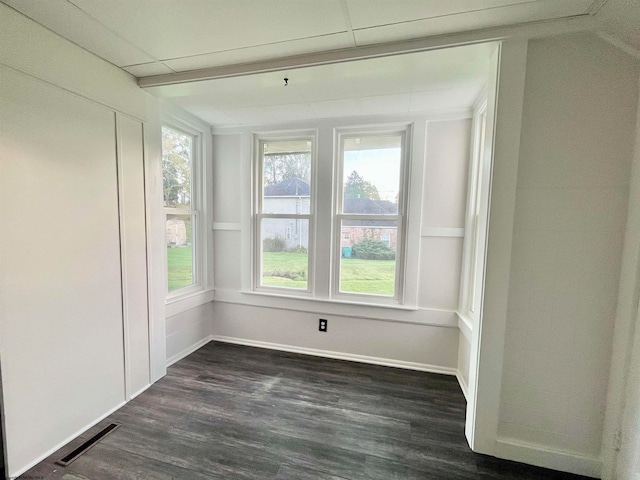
[261,251,395,295]
[167,246,193,291]
[167,249,396,295]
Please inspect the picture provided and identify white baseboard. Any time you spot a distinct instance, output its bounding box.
[166,335,214,367]
[495,438,602,479]
[129,383,152,401]
[9,400,127,479]
[210,335,457,376]
[456,370,469,401]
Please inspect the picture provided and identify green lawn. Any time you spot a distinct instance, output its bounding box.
[167,246,193,291]
[168,249,396,295]
[262,251,395,295]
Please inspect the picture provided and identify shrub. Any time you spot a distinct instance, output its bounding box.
[263,235,286,252]
[286,246,308,254]
[352,238,395,260]
[263,269,307,280]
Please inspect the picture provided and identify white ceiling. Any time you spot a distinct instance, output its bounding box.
[3,0,611,77]
[146,43,495,126]
[4,0,638,127]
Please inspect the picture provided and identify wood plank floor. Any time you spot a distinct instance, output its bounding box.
[20,341,593,480]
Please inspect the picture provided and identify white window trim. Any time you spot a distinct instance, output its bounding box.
[459,97,488,317]
[240,116,438,312]
[162,113,213,308]
[331,125,411,306]
[252,130,317,296]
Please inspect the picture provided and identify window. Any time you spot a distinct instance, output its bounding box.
[334,130,408,300]
[467,107,487,314]
[251,125,410,305]
[255,136,314,292]
[162,125,199,294]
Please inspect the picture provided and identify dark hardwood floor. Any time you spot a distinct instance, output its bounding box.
[21,342,593,479]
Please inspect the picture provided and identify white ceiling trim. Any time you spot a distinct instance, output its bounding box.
[210,108,474,135]
[138,14,597,88]
[596,31,640,61]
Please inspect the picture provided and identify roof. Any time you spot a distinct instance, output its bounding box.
[264,178,310,196]
[343,198,398,215]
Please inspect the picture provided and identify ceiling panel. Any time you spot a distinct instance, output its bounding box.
[410,88,476,112]
[2,0,156,67]
[354,0,596,45]
[163,33,354,73]
[357,93,412,116]
[68,0,349,60]
[309,98,360,119]
[184,108,239,126]
[263,103,317,123]
[346,0,541,29]
[222,106,278,125]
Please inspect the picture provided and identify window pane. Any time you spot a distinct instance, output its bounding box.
[166,214,194,291]
[339,220,397,296]
[260,218,309,290]
[262,139,311,214]
[162,126,193,209]
[342,135,401,214]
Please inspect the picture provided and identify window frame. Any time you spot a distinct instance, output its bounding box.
[331,126,411,305]
[162,120,206,301]
[252,132,317,296]
[459,98,488,316]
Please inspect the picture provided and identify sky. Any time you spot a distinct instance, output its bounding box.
[344,147,401,202]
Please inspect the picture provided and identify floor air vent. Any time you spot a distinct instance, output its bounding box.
[55,422,121,467]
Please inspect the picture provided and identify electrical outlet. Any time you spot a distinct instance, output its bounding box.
[319,318,328,332]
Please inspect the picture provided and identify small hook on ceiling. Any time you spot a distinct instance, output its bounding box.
[284,77,289,87]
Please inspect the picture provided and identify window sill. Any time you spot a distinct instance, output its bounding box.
[246,289,416,311]
[165,288,215,318]
[213,288,457,328]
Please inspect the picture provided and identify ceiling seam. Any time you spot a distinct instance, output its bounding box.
[588,0,610,15]
[156,31,351,63]
[0,1,136,76]
[350,0,576,32]
[339,0,357,47]
[65,0,161,64]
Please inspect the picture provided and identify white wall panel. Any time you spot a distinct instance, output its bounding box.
[418,237,464,310]
[212,134,243,222]
[117,114,151,396]
[497,33,639,472]
[0,66,126,477]
[211,302,458,371]
[423,119,471,228]
[166,303,214,366]
[458,333,471,396]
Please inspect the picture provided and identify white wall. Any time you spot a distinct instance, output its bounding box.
[166,303,215,366]
[496,33,640,476]
[210,115,471,373]
[604,75,640,480]
[0,64,126,477]
[161,102,216,366]
[0,5,160,476]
